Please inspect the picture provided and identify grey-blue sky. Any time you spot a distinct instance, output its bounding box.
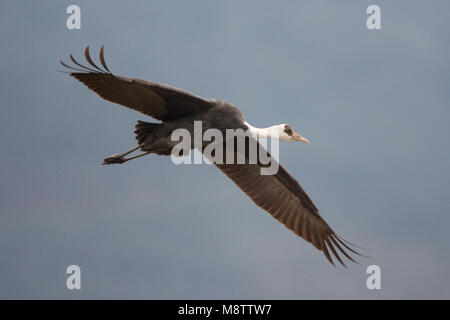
[0,1,449,299]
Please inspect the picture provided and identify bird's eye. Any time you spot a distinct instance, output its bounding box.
[284,125,293,135]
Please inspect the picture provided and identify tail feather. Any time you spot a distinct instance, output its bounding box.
[134,120,161,145]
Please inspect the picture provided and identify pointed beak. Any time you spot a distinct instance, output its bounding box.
[293,132,310,143]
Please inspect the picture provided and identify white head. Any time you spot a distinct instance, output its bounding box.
[269,124,310,143]
[245,122,310,143]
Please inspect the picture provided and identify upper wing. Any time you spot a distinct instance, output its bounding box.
[60,46,215,121]
[213,140,362,266]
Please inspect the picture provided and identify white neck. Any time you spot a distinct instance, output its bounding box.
[245,122,284,140]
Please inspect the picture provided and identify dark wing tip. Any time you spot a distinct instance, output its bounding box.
[321,232,370,267]
[59,59,88,73]
[325,236,347,267]
[60,46,112,75]
[84,46,105,72]
[335,234,372,253]
[99,45,112,73]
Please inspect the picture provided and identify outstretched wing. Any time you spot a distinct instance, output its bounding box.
[60,46,215,121]
[212,139,362,266]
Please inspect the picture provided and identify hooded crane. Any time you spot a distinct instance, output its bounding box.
[61,46,364,266]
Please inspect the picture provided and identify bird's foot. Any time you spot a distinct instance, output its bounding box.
[102,153,126,165]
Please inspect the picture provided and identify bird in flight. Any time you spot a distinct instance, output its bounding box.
[61,46,364,266]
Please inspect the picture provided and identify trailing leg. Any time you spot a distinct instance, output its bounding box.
[102,144,149,165]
